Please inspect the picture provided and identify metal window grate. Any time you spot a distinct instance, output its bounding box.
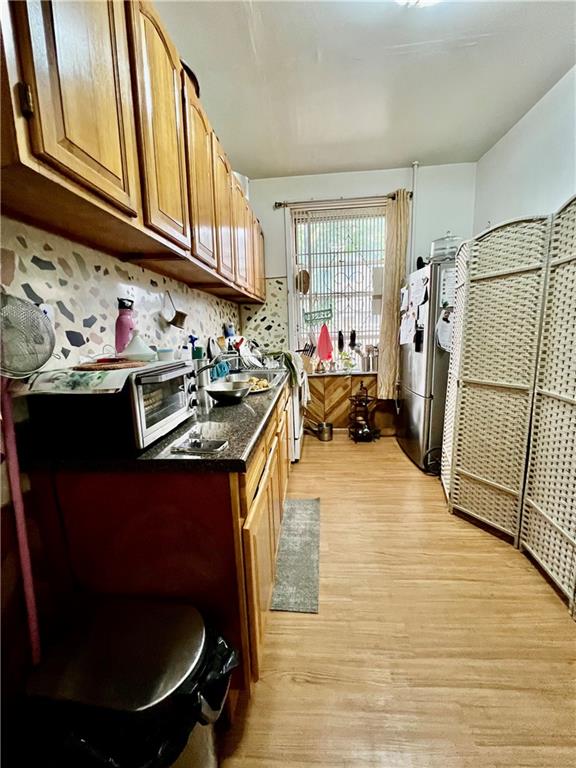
[292,205,386,352]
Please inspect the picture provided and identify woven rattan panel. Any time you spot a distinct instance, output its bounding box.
[441,242,469,497]
[467,218,546,278]
[461,272,542,386]
[537,259,576,396]
[455,385,532,491]
[520,197,576,603]
[450,217,550,537]
[453,473,518,534]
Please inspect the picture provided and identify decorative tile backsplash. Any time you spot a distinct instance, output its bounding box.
[0,216,240,371]
[240,278,289,351]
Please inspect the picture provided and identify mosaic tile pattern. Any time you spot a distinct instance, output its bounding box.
[240,278,289,351]
[0,216,240,371]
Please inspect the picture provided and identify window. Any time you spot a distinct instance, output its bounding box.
[291,204,386,354]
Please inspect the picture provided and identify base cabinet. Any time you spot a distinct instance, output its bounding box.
[240,385,291,681]
[26,384,291,708]
[242,460,274,681]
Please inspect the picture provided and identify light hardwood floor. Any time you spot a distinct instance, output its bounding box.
[220,434,575,768]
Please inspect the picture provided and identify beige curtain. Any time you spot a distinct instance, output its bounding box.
[377,189,411,399]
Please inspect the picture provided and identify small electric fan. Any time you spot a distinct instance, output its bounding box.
[1,293,57,664]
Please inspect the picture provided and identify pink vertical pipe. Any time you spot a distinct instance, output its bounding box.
[1,378,41,665]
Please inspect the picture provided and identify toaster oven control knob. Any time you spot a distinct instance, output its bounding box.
[189,396,197,409]
[188,382,196,395]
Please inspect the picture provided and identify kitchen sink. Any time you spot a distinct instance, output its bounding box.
[171,438,228,456]
[234,369,285,388]
[170,422,229,455]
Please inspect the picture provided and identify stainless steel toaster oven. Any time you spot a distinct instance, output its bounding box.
[26,361,195,456]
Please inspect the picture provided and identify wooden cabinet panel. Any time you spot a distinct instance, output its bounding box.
[243,195,254,292]
[128,1,190,247]
[268,437,282,555]
[282,410,290,497]
[243,463,274,680]
[252,218,266,300]
[184,76,217,268]
[277,410,289,506]
[307,376,326,424]
[212,136,235,281]
[308,375,380,429]
[13,0,139,216]
[324,375,351,427]
[243,438,268,511]
[351,375,377,400]
[233,181,249,288]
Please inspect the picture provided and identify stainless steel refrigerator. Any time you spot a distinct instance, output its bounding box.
[396,260,456,473]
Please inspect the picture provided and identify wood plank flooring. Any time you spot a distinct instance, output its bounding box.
[220,434,575,768]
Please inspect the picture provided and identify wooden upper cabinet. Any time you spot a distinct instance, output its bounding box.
[12,0,139,216]
[233,181,249,289]
[212,135,235,282]
[244,195,254,292]
[127,1,190,248]
[252,218,266,300]
[184,75,217,269]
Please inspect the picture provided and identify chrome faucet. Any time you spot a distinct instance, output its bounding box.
[191,353,233,389]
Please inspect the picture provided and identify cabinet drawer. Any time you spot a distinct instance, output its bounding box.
[264,411,278,453]
[244,438,267,509]
[280,386,290,414]
[276,409,287,437]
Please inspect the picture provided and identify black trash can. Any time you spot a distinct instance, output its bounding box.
[20,598,238,768]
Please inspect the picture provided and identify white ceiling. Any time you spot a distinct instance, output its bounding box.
[158,0,576,179]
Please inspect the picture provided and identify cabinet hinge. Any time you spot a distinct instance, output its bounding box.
[17,82,34,118]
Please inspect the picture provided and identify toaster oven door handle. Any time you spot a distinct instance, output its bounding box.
[137,365,193,385]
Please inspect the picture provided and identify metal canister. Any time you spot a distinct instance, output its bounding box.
[318,422,333,442]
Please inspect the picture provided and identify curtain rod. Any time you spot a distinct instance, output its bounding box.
[273,191,413,210]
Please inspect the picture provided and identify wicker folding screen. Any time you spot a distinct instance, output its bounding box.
[449,217,551,538]
[520,197,576,611]
[441,241,470,498]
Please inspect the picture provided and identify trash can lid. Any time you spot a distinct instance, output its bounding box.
[27,598,207,712]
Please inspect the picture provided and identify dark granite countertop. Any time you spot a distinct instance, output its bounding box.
[308,370,377,378]
[138,371,289,472]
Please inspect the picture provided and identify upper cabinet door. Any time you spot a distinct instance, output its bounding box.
[184,77,217,269]
[233,182,249,289]
[13,1,139,216]
[243,195,254,292]
[128,1,190,248]
[212,136,235,282]
[253,218,266,300]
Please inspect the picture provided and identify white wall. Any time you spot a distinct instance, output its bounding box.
[474,67,576,233]
[249,163,477,277]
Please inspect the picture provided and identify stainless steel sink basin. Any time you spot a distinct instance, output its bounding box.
[238,369,285,388]
[171,437,229,455]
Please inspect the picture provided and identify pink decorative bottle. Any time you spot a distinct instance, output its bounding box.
[115,298,135,354]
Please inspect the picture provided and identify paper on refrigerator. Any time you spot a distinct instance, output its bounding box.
[417,301,429,328]
[439,267,456,307]
[400,312,416,345]
[435,309,454,351]
[408,275,428,308]
[400,286,409,312]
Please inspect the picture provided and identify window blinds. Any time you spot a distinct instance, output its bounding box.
[292,205,386,352]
